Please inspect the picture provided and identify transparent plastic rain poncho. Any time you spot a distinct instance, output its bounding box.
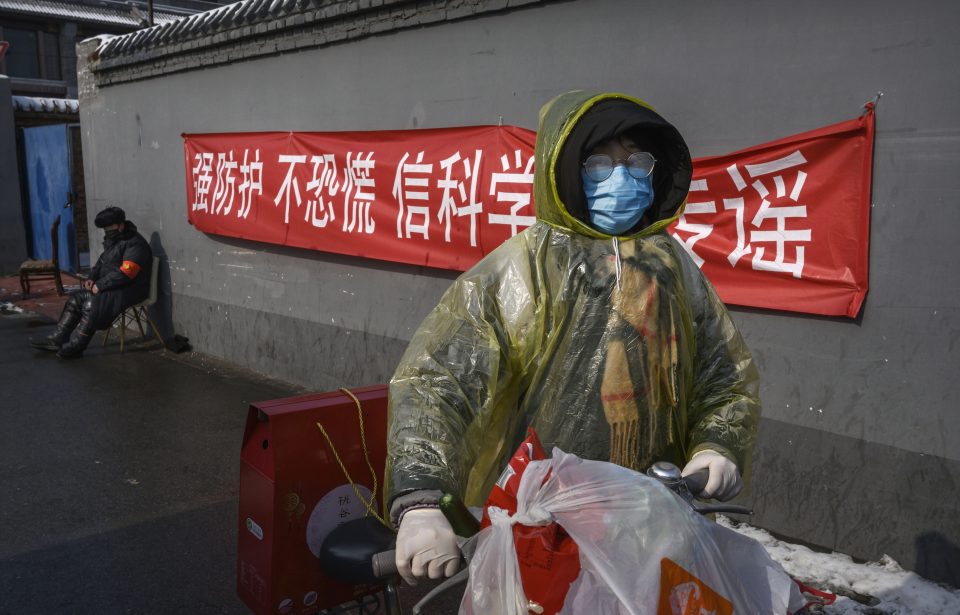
[387,91,760,507]
[461,450,805,614]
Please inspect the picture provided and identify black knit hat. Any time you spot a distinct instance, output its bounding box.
[94,206,126,228]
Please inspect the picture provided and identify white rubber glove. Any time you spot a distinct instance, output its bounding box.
[395,508,460,586]
[681,450,743,501]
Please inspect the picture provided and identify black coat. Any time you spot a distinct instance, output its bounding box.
[88,221,153,329]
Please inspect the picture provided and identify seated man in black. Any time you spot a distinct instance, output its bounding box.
[32,206,153,359]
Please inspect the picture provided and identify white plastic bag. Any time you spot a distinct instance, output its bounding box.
[460,448,805,614]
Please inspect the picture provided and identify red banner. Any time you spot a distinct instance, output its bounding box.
[669,106,875,318]
[185,126,537,271]
[184,108,873,317]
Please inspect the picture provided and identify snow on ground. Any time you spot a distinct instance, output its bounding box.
[718,517,960,614]
[0,301,24,314]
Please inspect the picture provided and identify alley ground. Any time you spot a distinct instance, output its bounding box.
[0,279,459,614]
[0,299,299,613]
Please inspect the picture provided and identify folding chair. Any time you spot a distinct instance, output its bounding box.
[102,256,163,352]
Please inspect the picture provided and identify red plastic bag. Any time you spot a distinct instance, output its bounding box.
[479,428,581,615]
[480,427,546,528]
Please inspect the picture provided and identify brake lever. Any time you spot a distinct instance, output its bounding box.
[409,534,477,615]
[692,502,753,516]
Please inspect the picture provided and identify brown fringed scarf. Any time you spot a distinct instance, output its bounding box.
[600,240,681,471]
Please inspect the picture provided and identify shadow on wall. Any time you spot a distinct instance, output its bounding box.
[916,531,960,589]
[727,301,867,326]
[148,232,175,343]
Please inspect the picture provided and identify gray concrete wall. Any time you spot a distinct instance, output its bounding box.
[78,0,960,584]
[0,75,28,274]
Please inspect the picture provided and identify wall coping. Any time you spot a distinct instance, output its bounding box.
[83,0,547,88]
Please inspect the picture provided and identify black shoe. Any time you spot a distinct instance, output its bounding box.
[31,338,63,352]
[56,344,85,360]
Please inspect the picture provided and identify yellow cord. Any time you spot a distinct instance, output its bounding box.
[315,387,390,527]
[340,387,381,506]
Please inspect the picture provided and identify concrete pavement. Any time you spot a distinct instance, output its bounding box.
[0,309,301,614]
[0,308,465,614]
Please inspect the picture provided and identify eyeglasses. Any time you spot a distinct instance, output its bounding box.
[582,152,657,182]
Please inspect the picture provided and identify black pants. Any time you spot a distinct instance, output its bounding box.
[52,290,99,349]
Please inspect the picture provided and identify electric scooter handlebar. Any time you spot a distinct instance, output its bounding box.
[647,462,753,516]
[680,468,709,496]
[367,465,734,582]
[317,463,750,591]
[371,549,398,580]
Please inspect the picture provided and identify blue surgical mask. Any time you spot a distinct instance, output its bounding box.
[581,166,654,234]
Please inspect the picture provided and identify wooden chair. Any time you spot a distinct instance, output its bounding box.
[19,215,65,298]
[102,256,164,352]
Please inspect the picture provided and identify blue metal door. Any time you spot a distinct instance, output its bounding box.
[22,123,76,272]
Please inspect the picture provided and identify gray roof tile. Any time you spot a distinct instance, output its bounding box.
[92,0,299,62]
[0,0,183,28]
[12,95,80,115]
[88,0,433,69]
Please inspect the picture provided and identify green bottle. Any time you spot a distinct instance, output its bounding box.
[439,492,480,537]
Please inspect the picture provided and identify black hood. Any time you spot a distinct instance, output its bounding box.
[555,98,693,232]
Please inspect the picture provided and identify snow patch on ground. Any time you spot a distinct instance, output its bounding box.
[0,301,24,314]
[718,517,960,614]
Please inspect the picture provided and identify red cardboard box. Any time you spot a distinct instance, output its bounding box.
[238,385,389,615]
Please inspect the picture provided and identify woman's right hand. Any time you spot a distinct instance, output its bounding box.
[395,508,461,585]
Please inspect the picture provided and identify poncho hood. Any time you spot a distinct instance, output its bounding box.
[533,91,693,238]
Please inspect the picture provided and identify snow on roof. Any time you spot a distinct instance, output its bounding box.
[0,0,183,28]
[12,95,80,115]
[94,0,316,62]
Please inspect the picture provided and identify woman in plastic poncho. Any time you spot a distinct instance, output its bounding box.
[386,91,761,585]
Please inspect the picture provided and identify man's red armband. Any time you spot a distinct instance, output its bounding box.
[120,260,141,279]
